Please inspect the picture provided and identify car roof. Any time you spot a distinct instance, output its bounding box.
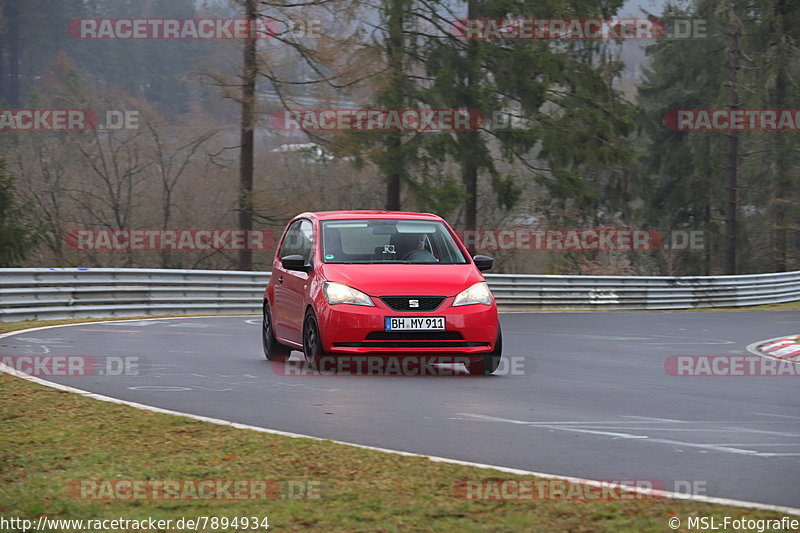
[294,210,444,222]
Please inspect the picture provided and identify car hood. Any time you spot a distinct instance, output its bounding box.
[321,264,485,297]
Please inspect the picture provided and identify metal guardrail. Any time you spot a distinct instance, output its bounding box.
[1,268,799,321]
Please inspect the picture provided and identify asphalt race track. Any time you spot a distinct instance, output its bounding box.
[3,311,799,508]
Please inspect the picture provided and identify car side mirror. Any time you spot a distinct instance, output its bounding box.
[473,255,494,272]
[281,254,310,272]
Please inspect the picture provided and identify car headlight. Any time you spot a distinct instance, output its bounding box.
[323,282,374,306]
[453,281,492,306]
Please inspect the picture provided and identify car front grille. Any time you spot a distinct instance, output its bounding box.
[333,330,490,348]
[365,331,463,341]
[333,341,489,348]
[380,296,445,311]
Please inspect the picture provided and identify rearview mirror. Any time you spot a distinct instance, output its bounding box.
[472,255,494,272]
[281,255,310,272]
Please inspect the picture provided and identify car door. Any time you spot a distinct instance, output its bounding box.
[272,219,313,345]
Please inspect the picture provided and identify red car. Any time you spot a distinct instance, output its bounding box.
[262,211,502,375]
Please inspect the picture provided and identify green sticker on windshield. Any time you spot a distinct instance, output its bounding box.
[325,254,335,260]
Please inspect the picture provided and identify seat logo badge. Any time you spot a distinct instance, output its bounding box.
[409,299,419,308]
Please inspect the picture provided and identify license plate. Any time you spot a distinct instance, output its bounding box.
[385,317,445,331]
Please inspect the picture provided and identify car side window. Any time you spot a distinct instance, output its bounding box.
[297,220,313,264]
[279,220,314,265]
[279,222,300,259]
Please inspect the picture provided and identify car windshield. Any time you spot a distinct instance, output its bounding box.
[321,219,467,264]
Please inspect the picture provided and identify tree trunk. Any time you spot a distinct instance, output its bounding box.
[463,142,478,249]
[384,0,404,210]
[772,79,788,272]
[238,0,257,271]
[7,0,20,107]
[723,25,740,275]
[386,135,402,210]
[463,0,479,245]
[770,0,790,272]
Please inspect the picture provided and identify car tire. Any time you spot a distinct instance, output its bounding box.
[303,309,327,366]
[468,325,502,376]
[262,303,291,360]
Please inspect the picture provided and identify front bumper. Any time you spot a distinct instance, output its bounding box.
[316,296,499,354]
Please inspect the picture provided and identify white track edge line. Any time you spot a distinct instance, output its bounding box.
[2,317,799,516]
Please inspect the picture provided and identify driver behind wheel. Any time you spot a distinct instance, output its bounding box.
[402,234,438,262]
